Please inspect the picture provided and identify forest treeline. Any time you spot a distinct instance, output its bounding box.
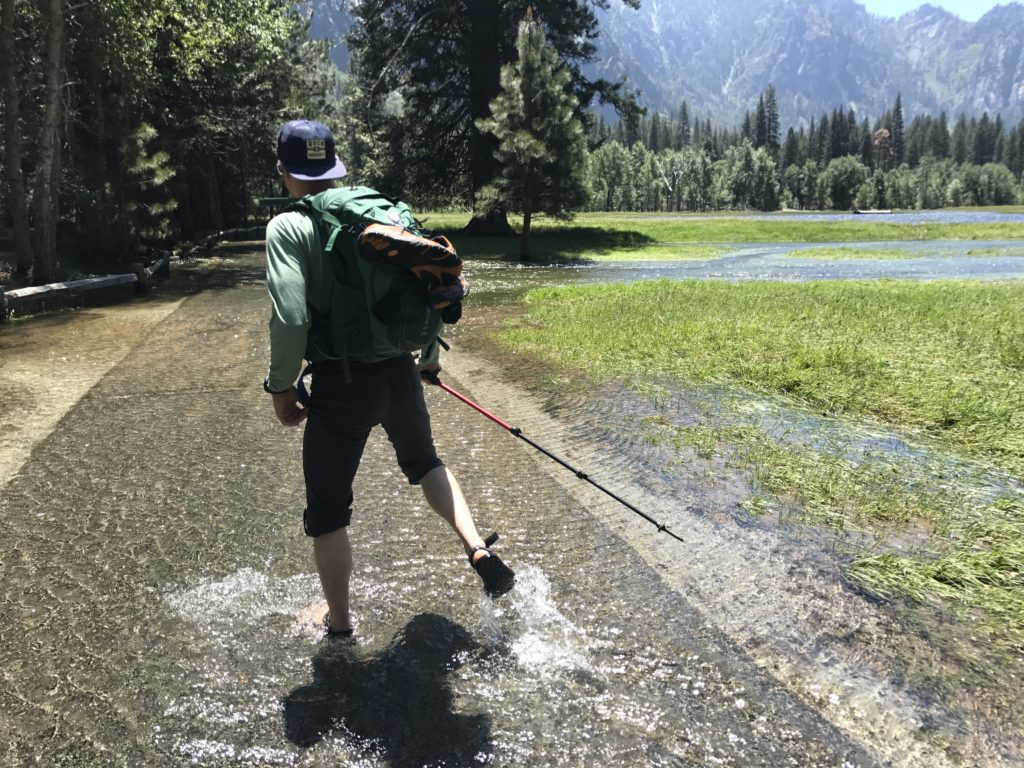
[2,0,1023,284]
[583,89,1024,213]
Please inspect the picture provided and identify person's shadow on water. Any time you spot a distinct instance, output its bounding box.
[282,613,493,766]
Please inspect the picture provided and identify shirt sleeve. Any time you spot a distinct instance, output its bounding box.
[265,212,314,391]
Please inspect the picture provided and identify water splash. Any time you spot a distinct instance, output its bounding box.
[164,567,322,630]
[478,566,592,676]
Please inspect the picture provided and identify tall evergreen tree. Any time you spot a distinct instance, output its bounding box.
[973,113,995,164]
[781,127,801,171]
[754,95,768,149]
[859,118,874,168]
[929,112,950,159]
[765,85,781,155]
[675,100,691,148]
[892,93,906,166]
[649,112,665,153]
[952,114,969,164]
[477,15,587,260]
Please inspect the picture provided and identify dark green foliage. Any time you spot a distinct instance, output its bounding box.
[1,0,324,280]
[344,0,639,208]
[477,17,588,258]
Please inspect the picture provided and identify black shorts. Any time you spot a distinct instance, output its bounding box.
[301,354,444,537]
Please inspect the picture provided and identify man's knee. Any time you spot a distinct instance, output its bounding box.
[403,457,445,486]
[303,506,352,537]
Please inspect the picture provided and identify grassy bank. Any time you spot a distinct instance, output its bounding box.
[493,279,1024,645]
[787,246,920,260]
[425,211,1024,262]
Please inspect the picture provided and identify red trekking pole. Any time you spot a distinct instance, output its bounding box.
[421,371,685,544]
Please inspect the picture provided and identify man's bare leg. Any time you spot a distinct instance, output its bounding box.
[314,526,353,632]
[420,465,489,563]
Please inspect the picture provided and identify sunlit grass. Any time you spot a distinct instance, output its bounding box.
[786,247,918,260]
[847,505,1024,650]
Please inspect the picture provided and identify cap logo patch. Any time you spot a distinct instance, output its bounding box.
[306,139,327,161]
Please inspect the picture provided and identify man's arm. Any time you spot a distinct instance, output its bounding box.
[265,213,313,425]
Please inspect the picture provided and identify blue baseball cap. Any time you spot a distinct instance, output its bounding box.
[276,119,347,181]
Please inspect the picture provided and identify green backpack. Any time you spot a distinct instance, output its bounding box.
[288,186,463,377]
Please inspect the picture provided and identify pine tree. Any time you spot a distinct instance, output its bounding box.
[347,0,638,232]
[973,113,995,164]
[754,95,768,149]
[477,15,587,260]
[929,112,950,159]
[765,85,781,155]
[781,127,801,171]
[892,93,905,166]
[675,100,691,148]
[952,114,969,164]
[817,112,831,165]
[649,112,664,153]
[859,118,874,168]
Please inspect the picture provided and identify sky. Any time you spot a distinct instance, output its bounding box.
[859,0,1012,21]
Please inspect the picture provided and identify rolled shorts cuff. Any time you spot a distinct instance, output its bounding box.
[303,506,353,537]
[406,458,445,486]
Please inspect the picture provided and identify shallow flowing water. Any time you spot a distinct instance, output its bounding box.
[464,239,1024,292]
[1,246,1021,767]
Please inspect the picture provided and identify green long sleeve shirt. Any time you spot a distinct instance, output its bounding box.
[264,209,440,391]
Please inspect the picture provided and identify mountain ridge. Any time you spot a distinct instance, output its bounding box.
[590,0,1024,123]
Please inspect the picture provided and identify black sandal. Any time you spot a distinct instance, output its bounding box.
[469,532,516,598]
[322,612,354,639]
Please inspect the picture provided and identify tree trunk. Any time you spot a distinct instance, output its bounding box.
[31,0,65,285]
[520,206,532,261]
[467,0,501,198]
[460,206,515,237]
[0,0,33,280]
[200,153,225,233]
[463,0,513,236]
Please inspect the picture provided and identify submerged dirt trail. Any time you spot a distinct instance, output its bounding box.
[0,250,1009,767]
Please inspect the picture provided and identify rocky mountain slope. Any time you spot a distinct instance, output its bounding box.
[308,0,1024,123]
[592,0,1024,122]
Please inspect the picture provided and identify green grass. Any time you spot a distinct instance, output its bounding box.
[494,278,1024,646]
[644,420,959,531]
[787,247,919,260]
[846,505,1024,649]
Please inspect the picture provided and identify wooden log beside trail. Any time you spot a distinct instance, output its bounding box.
[0,253,170,322]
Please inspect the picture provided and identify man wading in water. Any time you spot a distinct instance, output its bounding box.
[263,119,515,638]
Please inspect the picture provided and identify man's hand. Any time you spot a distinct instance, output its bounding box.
[271,387,308,427]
